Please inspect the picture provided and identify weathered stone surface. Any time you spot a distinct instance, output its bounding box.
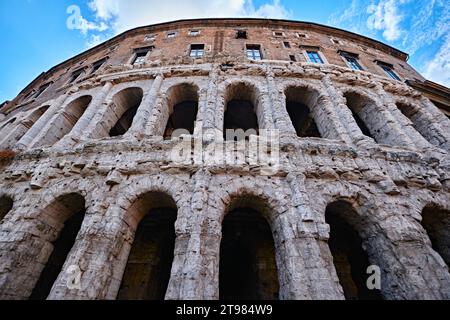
[0,18,449,301]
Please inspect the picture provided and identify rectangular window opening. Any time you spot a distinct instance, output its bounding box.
[246,45,262,60]
[69,69,84,84]
[189,30,200,36]
[343,55,363,71]
[35,83,51,98]
[91,58,107,73]
[289,55,296,62]
[307,51,324,64]
[190,44,205,58]
[132,47,153,65]
[236,30,247,39]
[283,41,291,48]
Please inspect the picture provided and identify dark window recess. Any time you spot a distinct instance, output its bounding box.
[35,83,51,98]
[69,69,84,84]
[381,65,401,81]
[91,58,107,73]
[190,44,205,58]
[236,30,247,39]
[307,51,324,64]
[133,47,153,65]
[289,55,296,62]
[283,41,291,48]
[274,32,284,37]
[286,101,320,137]
[344,55,363,70]
[246,45,262,60]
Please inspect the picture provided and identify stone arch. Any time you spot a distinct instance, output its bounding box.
[108,87,143,137]
[220,192,280,300]
[324,199,383,300]
[395,99,441,148]
[29,192,87,300]
[210,179,291,300]
[0,105,50,149]
[36,95,92,147]
[116,190,178,300]
[163,83,199,139]
[0,194,13,222]
[420,203,450,269]
[223,81,262,140]
[284,85,322,138]
[342,90,380,142]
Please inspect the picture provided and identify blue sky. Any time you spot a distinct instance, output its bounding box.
[0,0,448,103]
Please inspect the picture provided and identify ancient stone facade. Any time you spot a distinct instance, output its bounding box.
[0,18,449,300]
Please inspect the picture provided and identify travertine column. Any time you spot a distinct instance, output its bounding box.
[322,76,369,146]
[372,83,418,148]
[56,81,113,147]
[15,94,68,150]
[266,66,296,136]
[166,169,215,300]
[126,73,164,138]
[285,173,345,299]
[0,122,29,149]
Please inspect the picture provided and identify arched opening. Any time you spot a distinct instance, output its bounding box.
[109,87,143,137]
[220,195,279,300]
[30,193,86,300]
[396,102,437,147]
[421,205,450,268]
[163,84,199,139]
[343,92,377,141]
[285,86,321,137]
[0,195,13,222]
[223,82,259,140]
[325,200,382,300]
[117,191,177,300]
[39,96,92,147]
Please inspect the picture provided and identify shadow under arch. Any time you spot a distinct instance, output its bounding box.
[325,199,383,300]
[223,81,261,140]
[163,83,199,139]
[219,192,280,300]
[30,192,86,300]
[0,194,13,222]
[116,190,178,300]
[108,87,144,137]
[421,203,450,269]
[284,85,322,138]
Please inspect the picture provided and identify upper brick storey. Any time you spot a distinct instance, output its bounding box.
[2,18,426,115]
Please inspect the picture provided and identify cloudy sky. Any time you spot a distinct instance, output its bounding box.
[0,0,448,103]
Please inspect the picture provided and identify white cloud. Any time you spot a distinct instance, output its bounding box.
[85,0,291,34]
[66,5,108,35]
[366,0,407,41]
[423,34,450,87]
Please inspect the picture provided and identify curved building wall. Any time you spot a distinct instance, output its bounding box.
[0,18,449,300]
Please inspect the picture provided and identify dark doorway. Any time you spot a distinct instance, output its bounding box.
[220,208,279,300]
[117,208,177,300]
[30,193,86,300]
[326,201,382,300]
